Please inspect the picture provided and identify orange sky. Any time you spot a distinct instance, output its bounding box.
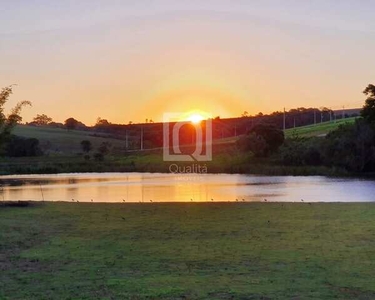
[1,1,373,125]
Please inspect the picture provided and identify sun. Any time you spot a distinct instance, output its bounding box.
[188,113,204,124]
[182,110,212,124]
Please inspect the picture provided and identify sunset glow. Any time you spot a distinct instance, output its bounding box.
[1,1,371,124]
[177,110,212,124]
[188,113,204,124]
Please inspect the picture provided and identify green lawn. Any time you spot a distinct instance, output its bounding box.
[1,202,375,299]
[285,117,357,138]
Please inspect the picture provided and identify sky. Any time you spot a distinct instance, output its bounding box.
[1,0,375,125]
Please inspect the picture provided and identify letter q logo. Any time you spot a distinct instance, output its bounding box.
[163,113,212,161]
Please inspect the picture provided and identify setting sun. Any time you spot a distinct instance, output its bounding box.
[177,110,212,124]
[188,113,204,124]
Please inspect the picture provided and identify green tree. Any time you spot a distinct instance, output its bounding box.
[249,123,285,154]
[237,123,284,157]
[361,84,375,123]
[237,132,268,157]
[323,120,375,172]
[0,86,31,152]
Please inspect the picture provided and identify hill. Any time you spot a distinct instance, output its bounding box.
[13,125,126,154]
[285,117,357,138]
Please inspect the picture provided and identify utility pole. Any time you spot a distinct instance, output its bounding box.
[283,107,286,131]
[314,109,316,126]
[140,126,143,151]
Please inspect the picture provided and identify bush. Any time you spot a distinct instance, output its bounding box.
[279,137,322,166]
[322,119,375,172]
[237,123,285,157]
[237,133,267,157]
[4,135,43,157]
[93,153,104,161]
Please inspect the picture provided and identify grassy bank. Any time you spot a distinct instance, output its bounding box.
[1,202,375,299]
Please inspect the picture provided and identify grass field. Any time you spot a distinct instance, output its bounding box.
[13,125,127,154]
[1,202,375,299]
[285,117,357,138]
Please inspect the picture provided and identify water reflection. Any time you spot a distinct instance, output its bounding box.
[0,173,374,203]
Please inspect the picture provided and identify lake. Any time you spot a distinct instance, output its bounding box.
[0,173,375,203]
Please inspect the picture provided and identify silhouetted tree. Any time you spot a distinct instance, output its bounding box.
[361,84,375,123]
[0,86,31,153]
[64,118,79,130]
[96,117,110,126]
[33,114,52,125]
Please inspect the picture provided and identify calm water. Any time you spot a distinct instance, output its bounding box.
[0,173,374,203]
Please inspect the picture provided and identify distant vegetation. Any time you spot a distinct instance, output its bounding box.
[1,84,375,176]
[277,84,375,173]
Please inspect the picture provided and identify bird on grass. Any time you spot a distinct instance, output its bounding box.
[264,199,267,202]
[301,199,304,202]
[122,199,126,203]
[150,200,153,203]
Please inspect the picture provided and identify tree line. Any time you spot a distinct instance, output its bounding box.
[236,84,375,173]
[1,83,375,175]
